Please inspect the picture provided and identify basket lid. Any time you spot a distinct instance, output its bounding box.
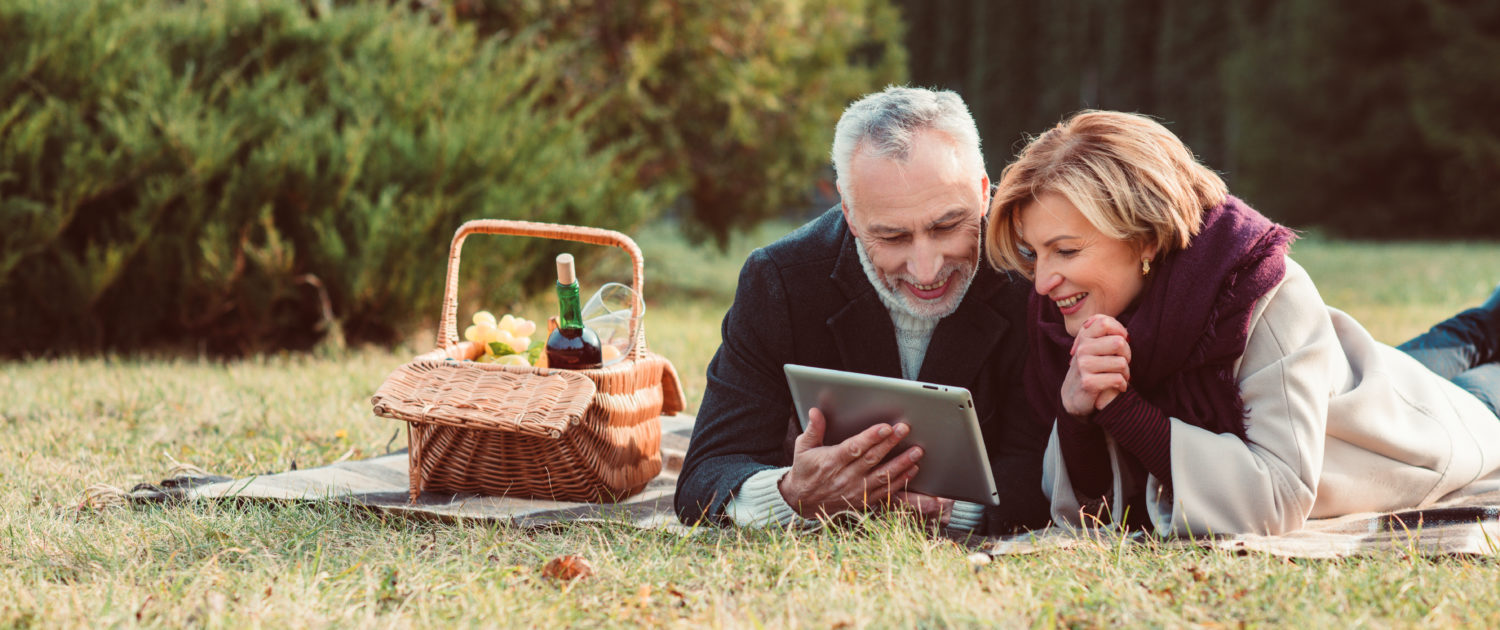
[371,361,597,439]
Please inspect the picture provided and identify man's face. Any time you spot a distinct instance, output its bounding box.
[842,130,989,319]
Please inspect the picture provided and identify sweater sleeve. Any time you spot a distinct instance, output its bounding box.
[948,501,985,533]
[723,467,821,528]
[1092,389,1173,488]
[1055,410,1114,502]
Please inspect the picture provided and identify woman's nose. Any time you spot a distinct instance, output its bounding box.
[1035,267,1062,296]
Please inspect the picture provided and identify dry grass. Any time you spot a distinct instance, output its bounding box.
[4,225,1500,628]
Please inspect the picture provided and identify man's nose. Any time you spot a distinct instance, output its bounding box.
[908,240,944,283]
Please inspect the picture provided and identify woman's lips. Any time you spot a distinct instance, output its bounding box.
[1055,292,1088,315]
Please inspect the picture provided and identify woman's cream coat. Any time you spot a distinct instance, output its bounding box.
[1042,258,1500,536]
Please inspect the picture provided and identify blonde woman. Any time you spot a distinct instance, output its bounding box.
[985,110,1500,536]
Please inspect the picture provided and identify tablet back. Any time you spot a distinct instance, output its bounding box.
[783,364,1000,506]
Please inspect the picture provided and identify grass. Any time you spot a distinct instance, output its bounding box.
[5,224,1500,627]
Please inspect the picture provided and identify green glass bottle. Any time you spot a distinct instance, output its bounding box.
[545,253,603,370]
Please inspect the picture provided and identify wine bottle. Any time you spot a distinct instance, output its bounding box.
[545,253,603,370]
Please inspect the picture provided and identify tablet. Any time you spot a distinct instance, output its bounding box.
[783,364,1000,506]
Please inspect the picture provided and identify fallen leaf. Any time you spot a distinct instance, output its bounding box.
[637,584,652,607]
[542,555,595,581]
[135,595,153,621]
[1142,581,1176,603]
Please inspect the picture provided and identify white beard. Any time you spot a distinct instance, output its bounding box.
[853,237,979,323]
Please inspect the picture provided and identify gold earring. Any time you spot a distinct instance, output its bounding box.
[1141,258,1151,276]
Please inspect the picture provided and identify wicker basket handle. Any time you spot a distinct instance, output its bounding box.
[437,219,647,359]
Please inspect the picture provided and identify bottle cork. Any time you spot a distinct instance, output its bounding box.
[555,253,576,285]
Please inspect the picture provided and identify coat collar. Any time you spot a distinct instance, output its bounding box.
[828,226,904,378]
[826,217,1014,386]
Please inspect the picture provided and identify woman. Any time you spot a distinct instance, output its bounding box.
[985,110,1500,536]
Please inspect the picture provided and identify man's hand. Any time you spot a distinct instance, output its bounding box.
[778,407,924,519]
[1061,314,1132,418]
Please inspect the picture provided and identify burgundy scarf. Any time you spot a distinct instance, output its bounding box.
[1026,196,1296,454]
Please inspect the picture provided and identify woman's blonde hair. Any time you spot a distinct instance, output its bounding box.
[985,110,1228,278]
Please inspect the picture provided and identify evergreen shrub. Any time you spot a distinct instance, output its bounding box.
[0,0,662,355]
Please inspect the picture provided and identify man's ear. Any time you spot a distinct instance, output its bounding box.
[979,174,992,207]
[840,193,858,238]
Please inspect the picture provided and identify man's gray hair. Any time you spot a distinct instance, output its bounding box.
[831,85,984,209]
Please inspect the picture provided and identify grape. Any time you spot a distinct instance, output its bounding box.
[467,311,537,358]
[495,354,529,366]
[473,323,499,348]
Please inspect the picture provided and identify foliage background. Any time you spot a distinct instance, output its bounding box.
[443,0,907,245]
[3,0,1498,357]
[902,0,1500,239]
[0,0,904,356]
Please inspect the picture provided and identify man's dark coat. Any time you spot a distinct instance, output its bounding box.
[674,207,1052,534]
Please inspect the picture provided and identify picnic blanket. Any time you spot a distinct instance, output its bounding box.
[121,415,1500,558]
[124,416,698,531]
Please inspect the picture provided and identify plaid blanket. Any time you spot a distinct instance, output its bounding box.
[985,495,1500,558]
[124,415,1500,557]
[126,416,697,531]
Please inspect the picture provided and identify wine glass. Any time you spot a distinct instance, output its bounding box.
[581,282,641,365]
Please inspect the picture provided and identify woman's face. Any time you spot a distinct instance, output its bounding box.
[1017,192,1155,337]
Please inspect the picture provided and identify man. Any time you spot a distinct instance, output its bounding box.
[674,86,1051,534]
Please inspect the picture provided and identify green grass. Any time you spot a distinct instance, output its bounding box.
[5,228,1500,627]
[1290,234,1500,346]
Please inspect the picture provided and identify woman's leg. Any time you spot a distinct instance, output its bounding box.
[1397,284,1500,380]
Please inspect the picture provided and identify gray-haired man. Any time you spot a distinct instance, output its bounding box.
[675,86,1051,534]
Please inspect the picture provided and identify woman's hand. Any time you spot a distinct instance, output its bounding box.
[1061,314,1132,418]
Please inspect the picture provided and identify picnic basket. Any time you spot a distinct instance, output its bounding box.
[370,219,687,503]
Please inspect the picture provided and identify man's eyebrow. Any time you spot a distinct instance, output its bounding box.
[869,208,971,235]
[866,222,908,236]
[926,208,969,229]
